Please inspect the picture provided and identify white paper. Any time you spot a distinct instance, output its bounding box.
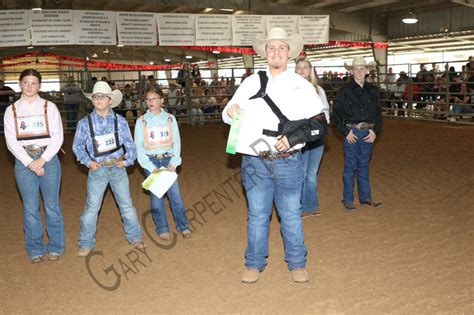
[142,168,177,198]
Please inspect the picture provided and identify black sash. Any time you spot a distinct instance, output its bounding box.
[249,71,289,137]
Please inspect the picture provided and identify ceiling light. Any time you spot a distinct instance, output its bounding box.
[27,46,34,49]
[31,0,43,10]
[91,53,98,58]
[149,61,154,65]
[204,8,213,13]
[102,48,109,54]
[117,44,124,47]
[220,8,234,12]
[164,59,171,62]
[86,57,90,61]
[212,50,221,54]
[185,55,192,59]
[402,11,418,24]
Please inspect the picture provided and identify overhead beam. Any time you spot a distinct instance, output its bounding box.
[450,0,474,8]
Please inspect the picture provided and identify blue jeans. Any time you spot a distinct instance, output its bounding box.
[342,128,373,204]
[78,166,142,249]
[144,156,189,234]
[241,153,307,271]
[15,155,65,258]
[301,144,324,213]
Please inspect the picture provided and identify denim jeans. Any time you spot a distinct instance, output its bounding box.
[301,144,324,213]
[15,155,65,258]
[342,128,373,204]
[144,156,189,234]
[78,165,142,249]
[241,153,307,271]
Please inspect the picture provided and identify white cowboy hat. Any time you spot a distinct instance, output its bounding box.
[253,27,304,60]
[344,56,368,71]
[84,81,122,108]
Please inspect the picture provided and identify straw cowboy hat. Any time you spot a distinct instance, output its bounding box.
[344,56,369,71]
[253,27,304,60]
[84,81,123,108]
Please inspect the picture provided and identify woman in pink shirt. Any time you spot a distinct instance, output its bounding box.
[3,69,65,263]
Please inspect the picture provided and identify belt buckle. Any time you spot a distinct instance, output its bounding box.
[358,122,369,130]
[259,151,278,160]
[101,159,116,167]
[25,144,42,155]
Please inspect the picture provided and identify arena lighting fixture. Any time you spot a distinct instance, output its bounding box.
[27,46,34,49]
[185,55,192,59]
[31,0,43,11]
[102,48,110,54]
[212,50,220,54]
[117,44,124,47]
[402,11,418,24]
[149,61,154,65]
[91,52,98,58]
[220,8,234,12]
[164,58,171,62]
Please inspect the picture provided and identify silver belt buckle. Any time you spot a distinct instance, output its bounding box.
[358,122,369,130]
[25,144,42,155]
[101,158,116,167]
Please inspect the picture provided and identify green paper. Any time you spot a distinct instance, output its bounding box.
[226,111,242,154]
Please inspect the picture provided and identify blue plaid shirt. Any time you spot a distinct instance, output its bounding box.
[73,109,137,167]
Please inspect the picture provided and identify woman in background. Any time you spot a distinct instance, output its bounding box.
[295,57,330,218]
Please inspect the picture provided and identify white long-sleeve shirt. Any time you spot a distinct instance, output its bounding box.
[4,95,64,166]
[222,67,323,153]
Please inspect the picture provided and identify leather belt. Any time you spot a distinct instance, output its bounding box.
[23,145,47,156]
[345,122,375,131]
[147,153,173,159]
[258,150,299,161]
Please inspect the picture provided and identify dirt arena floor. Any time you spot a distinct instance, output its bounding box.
[1,119,473,314]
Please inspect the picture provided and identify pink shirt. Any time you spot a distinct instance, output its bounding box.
[4,95,64,166]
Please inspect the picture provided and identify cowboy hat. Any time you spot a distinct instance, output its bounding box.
[344,56,368,71]
[253,27,303,60]
[84,81,122,108]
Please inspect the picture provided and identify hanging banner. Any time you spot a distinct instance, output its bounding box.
[299,15,329,45]
[157,13,195,46]
[74,10,116,45]
[116,12,157,46]
[266,15,298,35]
[30,10,74,45]
[195,14,232,46]
[0,10,31,47]
[231,15,266,46]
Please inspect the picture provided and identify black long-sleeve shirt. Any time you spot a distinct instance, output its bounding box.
[332,80,383,136]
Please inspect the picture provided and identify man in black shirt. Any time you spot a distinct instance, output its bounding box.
[333,57,383,211]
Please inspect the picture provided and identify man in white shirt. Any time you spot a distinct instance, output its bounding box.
[222,27,325,284]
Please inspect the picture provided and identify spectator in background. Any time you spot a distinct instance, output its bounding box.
[61,76,83,130]
[202,88,218,115]
[393,78,407,117]
[452,83,472,119]
[0,79,15,132]
[240,68,253,83]
[177,63,190,87]
[191,64,202,85]
[167,81,183,115]
[147,75,160,90]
